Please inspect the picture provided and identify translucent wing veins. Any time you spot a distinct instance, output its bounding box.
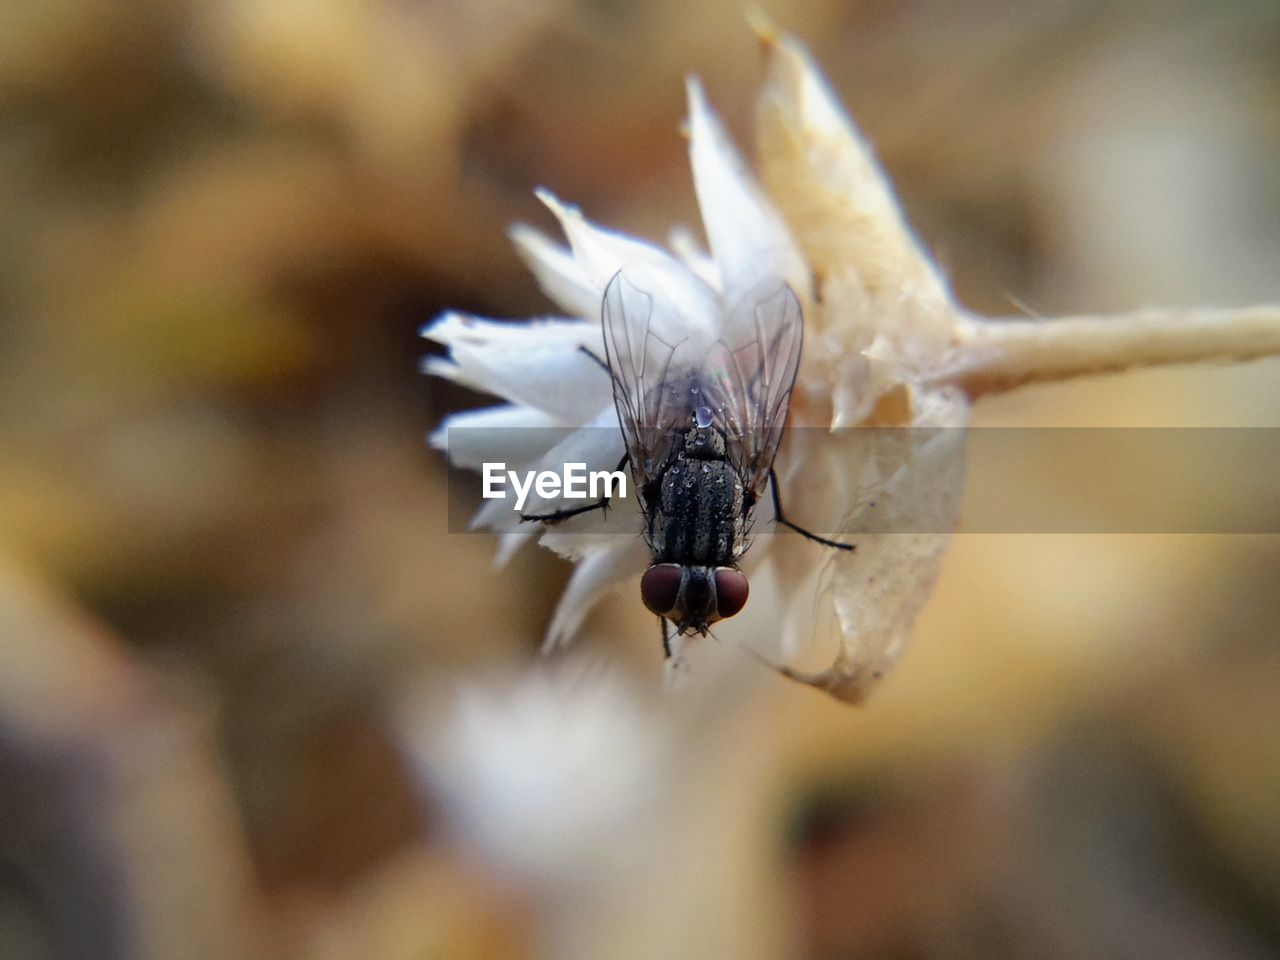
[601,269,804,501]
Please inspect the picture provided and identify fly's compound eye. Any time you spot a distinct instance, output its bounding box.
[641,564,684,617]
[713,568,749,619]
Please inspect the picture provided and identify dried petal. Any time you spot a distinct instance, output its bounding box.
[754,26,948,305]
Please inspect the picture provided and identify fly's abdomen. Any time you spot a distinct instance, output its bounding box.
[649,456,744,566]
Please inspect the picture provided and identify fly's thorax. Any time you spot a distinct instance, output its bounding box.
[647,446,746,567]
[682,422,726,460]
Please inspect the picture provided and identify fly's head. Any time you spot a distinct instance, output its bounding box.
[640,563,749,636]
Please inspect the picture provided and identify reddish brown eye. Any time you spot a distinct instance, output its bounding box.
[713,568,749,619]
[641,564,683,616]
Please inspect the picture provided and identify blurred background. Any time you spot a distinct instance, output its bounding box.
[0,1,1277,958]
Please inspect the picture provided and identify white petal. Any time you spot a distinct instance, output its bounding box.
[686,76,808,304]
[533,422,640,555]
[537,189,720,334]
[471,490,525,532]
[509,223,601,320]
[492,531,535,568]
[423,311,601,357]
[518,410,628,518]
[456,471,541,561]
[423,311,611,423]
[667,226,721,290]
[431,404,565,470]
[543,537,652,651]
[457,409,624,533]
[536,497,642,560]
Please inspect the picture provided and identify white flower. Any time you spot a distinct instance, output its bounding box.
[424,72,826,666]
[399,665,666,890]
[425,24,1280,702]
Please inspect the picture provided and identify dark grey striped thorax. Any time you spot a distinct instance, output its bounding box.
[646,425,747,567]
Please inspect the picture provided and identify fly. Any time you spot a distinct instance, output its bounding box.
[524,269,852,657]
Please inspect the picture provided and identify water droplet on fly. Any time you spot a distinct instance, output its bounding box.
[695,405,713,428]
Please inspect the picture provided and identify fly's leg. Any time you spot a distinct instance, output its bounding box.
[661,625,691,691]
[579,345,610,374]
[660,618,671,659]
[521,453,629,523]
[521,346,618,523]
[768,468,855,551]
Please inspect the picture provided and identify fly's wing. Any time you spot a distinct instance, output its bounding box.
[699,280,804,498]
[600,270,702,487]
